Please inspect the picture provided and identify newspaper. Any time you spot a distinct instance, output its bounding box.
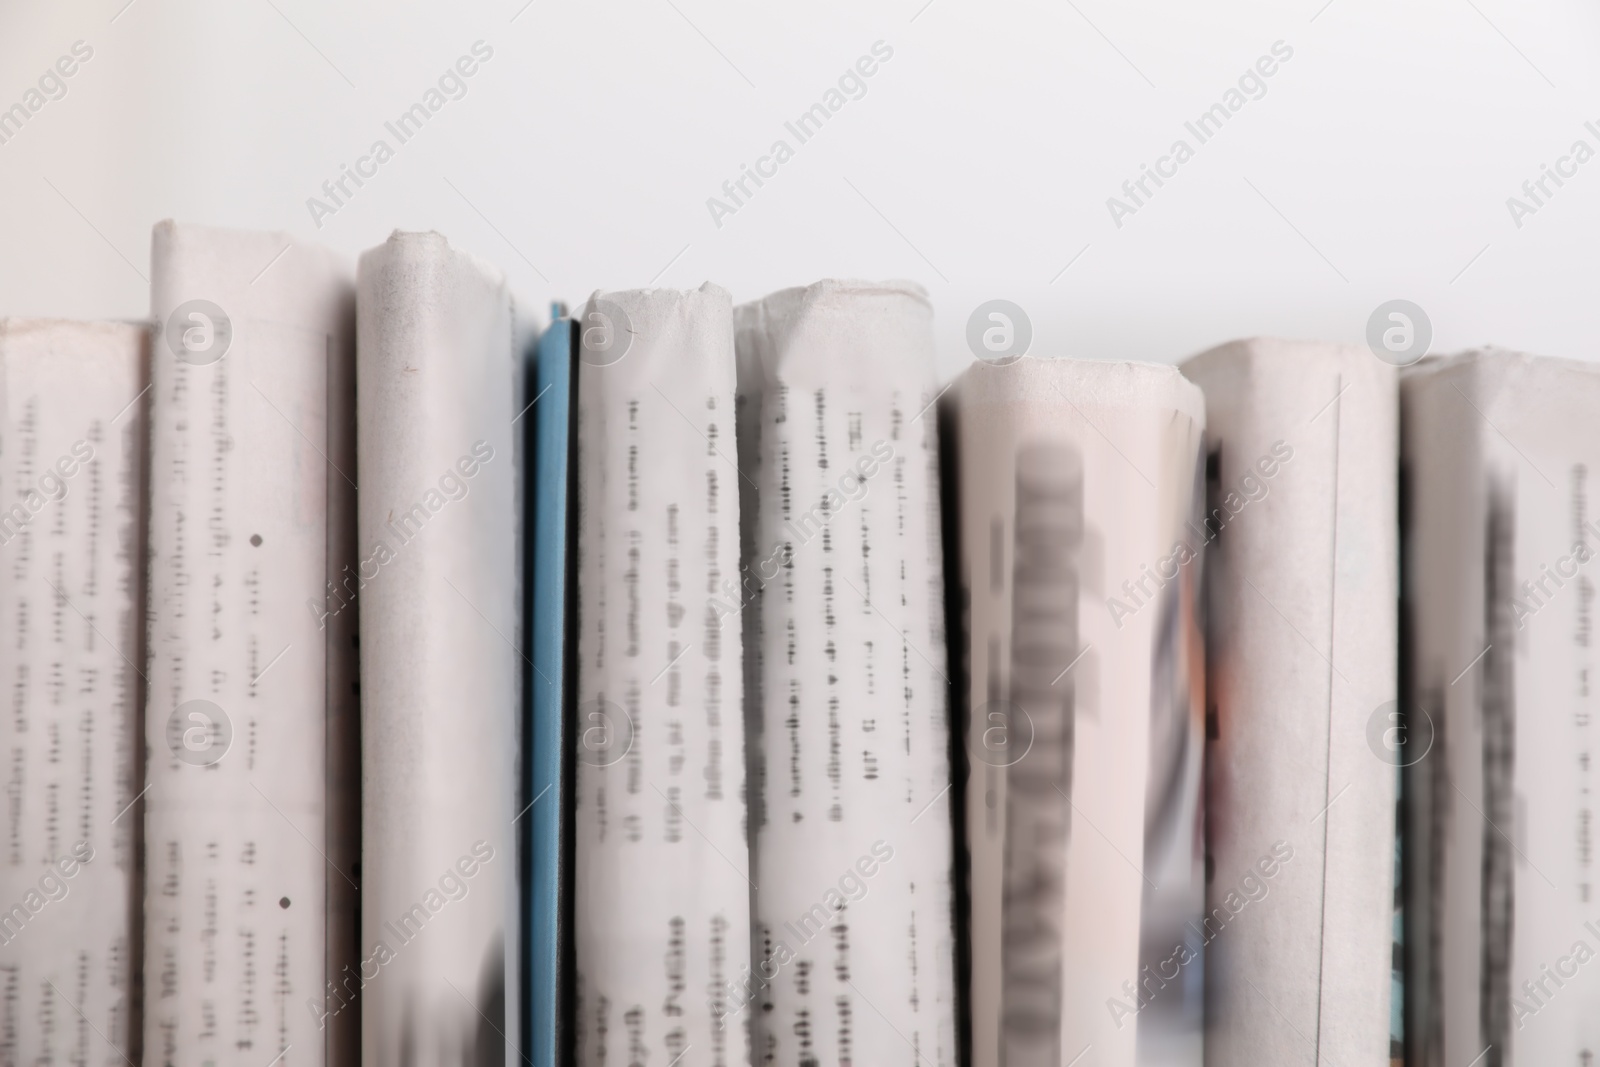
[1402,349,1600,1067]
[951,356,1206,1067]
[0,319,146,1064]
[1183,338,1398,1066]
[355,232,521,1067]
[572,284,752,1067]
[144,221,358,1066]
[733,280,958,1066]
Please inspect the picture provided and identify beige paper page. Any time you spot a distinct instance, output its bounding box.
[1183,338,1397,1067]
[0,319,146,1065]
[734,280,957,1067]
[355,231,521,1067]
[145,221,358,1067]
[573,284,752,1067]
[955,357,1205,1067]
[1403,350,1600,1067]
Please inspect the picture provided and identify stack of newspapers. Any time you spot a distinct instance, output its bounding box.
[0,220,1591,1067]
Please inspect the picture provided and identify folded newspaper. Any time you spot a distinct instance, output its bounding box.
[735,280,958,1067]
[145,221,359,1066]
[0,318,146,1064]
[1183,338,1398,1067]
[950,356,1206,1067]
[355,232,521,1066]
[1402,349,1600,1067]
[572,285,752,1067]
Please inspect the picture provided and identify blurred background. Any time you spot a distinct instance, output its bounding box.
[2,0,1598,380]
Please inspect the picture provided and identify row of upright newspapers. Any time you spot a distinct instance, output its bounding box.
[0,219,1593,1067]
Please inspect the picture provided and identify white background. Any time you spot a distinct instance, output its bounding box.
[2,0,1598,380]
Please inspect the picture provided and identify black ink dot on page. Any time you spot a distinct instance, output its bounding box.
[250,534,263,547]
[279,897,290,909]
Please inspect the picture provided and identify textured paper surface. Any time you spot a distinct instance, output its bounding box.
[0,319,146,1065]
[572,284,752,1067]
[734,280,957,1067]
[1402,350,1600,1067]
[953,357,1205,1067]
[144,221,358,1066]
[356,231,520,1067]
[1182,339,1397,1067]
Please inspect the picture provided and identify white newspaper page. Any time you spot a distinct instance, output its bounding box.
[145,221,357,1067]
[572,284,752,1067]
[0,319,146,1065]
[1403,350,1600,1067]
[954,357,1205,1067]
[733,280,957,1067]
[355,232,520,1067]
[1182,339,1397,1067]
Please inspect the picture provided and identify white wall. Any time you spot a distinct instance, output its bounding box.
[2,0,1598,379]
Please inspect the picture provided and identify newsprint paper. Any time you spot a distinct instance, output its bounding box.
[951,357,1206,1067]
[0,319,146,1065]
[145,222,359,1067]
[735,280,958,1067]
[572,285,752,1067]
[355,232,521,1067]
[1403,350,1600,1067]
[1184,338,1398,1067]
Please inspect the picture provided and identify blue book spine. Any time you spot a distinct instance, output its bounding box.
[527,306,573,1067]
